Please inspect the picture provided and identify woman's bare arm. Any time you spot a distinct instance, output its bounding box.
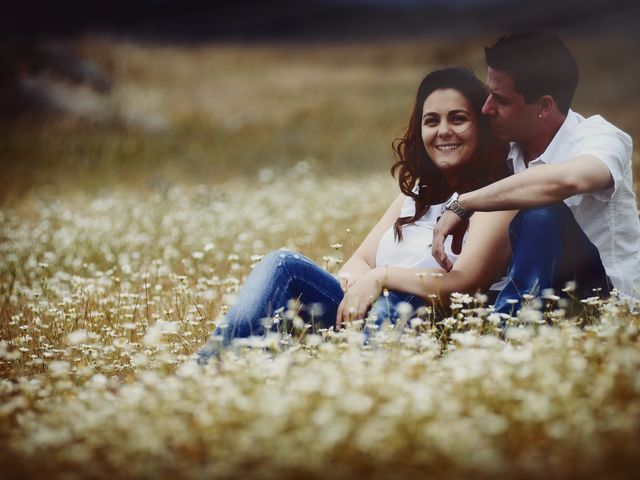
[338,209,516,324]
[337,193,404,291]
[377,210,516,299]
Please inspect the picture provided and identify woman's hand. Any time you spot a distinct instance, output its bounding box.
[338,271,362,292]
[337,259,372,292]
[336,269,384,328]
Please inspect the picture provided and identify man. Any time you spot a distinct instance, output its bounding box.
[432,32,640,312]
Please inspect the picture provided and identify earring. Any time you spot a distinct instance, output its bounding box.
[538,114,542,118]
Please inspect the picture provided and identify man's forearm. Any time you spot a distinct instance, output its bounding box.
[458,155,613,212]
[459,164,580,212]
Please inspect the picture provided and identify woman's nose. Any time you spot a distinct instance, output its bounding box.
[437,121,453,137]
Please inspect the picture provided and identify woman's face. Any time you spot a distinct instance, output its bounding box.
[421,88,478,177]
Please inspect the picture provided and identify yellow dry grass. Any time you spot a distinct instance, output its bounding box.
[1,34,639,479]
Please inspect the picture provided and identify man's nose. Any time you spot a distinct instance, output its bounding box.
[482,96,495,116]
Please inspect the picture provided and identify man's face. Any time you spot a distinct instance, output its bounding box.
[482,67,539,142]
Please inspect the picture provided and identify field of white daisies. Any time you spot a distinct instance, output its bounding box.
[2,37,640,479]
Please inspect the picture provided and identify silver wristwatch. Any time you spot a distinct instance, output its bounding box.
[444,192,473,219]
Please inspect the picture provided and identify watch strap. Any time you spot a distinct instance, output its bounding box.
[445,193,473,220]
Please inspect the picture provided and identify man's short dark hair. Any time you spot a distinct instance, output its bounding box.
[485,33,579,115]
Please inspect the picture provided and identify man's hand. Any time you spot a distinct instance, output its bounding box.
[432,210,469,272]
[336,269,383,328]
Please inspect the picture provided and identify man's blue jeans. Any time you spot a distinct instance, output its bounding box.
[197,250,424,362]
[494,202,610,314]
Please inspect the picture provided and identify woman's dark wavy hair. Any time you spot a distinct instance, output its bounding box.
[391,67,508,241]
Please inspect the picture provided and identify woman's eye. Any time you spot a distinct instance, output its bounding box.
[424,118,438,126]
[451,115,468,124]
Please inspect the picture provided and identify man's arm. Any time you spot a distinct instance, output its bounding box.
[459,155,613,211]
[432,155,613,271]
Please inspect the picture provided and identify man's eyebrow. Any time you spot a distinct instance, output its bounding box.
[490,91,509,102]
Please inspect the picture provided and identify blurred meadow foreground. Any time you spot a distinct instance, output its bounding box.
[1,31,640,479]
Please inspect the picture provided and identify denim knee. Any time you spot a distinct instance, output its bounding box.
[510,203,573,238]
[259,250,306,271]
[260,250,290,268]
[256,250,299,279]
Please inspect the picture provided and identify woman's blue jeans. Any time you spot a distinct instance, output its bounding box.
[197,250,424,362]
[494,202,610,314]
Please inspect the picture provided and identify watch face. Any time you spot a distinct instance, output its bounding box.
[445,196,456,209]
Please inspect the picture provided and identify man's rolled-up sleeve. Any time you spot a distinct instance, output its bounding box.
[573,115,633,202]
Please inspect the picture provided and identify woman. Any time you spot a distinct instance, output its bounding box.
[197,67,514,362]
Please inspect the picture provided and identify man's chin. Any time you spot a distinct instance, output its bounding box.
[492,127,511,141]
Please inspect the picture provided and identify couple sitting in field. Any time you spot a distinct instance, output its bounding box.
[197,32,640,362]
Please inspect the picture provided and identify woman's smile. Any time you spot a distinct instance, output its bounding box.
[435,143,463,151]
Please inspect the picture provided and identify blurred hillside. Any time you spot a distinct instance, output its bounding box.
[0,1,639,203]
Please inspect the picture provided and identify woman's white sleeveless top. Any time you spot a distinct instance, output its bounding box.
[375,195,457,270]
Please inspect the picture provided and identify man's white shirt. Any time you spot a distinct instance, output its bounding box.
[507,109,640,304]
